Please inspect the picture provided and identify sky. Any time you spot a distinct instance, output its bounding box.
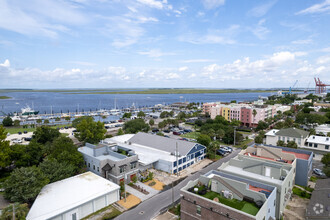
[0,0,330,89]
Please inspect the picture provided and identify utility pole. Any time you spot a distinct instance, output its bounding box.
[233,126,237,146]
[12,203,15,220]
[176,143,179,177]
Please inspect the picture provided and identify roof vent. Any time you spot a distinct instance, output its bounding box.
[313,136,315,139]
[326,138,329,141]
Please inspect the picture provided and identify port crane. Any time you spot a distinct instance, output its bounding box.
[314,77,330,94]
[283,80,298,95]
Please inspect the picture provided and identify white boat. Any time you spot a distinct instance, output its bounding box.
[21,105,39,115]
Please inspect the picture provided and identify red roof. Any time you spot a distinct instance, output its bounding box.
[283,151,310,160]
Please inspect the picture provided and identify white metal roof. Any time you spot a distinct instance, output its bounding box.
[307,135,330,145]
[26,172,119,220]
[265,129,280,136]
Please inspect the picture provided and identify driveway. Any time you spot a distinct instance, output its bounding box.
[115,149,240,220]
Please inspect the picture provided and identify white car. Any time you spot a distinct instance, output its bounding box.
[12,138,22,144]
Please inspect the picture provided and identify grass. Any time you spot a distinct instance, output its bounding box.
[309,176,318,182]
[296,184,314,193]
[292,186,311,199]
[0,96,11,99]
[181,131,200,139]
[235,139,254,149]
[168,204,181,216]
[4,127,36,134]
[81,205,121,220]
[201,191,259,216]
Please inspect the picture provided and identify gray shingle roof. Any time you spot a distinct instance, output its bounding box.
[275,128,309,138]
[128,132,201,156]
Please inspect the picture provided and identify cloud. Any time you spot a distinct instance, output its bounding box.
[320,47,330,52]
[291,39,313,45]
[138,49,176,58]
[201,0,225,10]
[68,61,96,66]
[178,66,188,72]
[250,19,270,40]
[137,0,172,10]
[0,59,10,68]
[247,0,277,17]
[179,25,239,45]
[0,0,87,38]
[317,56,330,64]
[181,59,216,63]
[296,0,330,15]
[166,72,180,79]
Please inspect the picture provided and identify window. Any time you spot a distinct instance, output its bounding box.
[179,159,182,165]
[88,163,90,168]
[200,150,203,154]
[173,161,177,167]
[93,165,95,170]
[187,155,190,161]
[196,205,201,215]
[131,162,137,169]
[183,157,186,163]
[72,213,77,220]
[97,167,99,172]
[120,166,125,173]
[326,145,329,150]
[314,144,318,148]
[278,136,280,141]
[309,143,313,147]
[274,199,276,206]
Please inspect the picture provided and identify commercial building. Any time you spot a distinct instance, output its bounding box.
[305,179,330,219]
[265,128,309,148]
[218,155,295,219]
[180,170,277,220]
[241,144,313,186]
[26,172,120,220]
[109,132,207,174]
[78,142,139,184]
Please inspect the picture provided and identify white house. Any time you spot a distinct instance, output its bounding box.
[265,128,309,148]
[26,172,120,220]
[305,135,330,152]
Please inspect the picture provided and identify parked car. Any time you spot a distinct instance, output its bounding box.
[152,128,159,133]
[313,168,325,176]
[163,129,170,133]
[184,129,192,133]
[18,132,22,135]
[216,149,227,156]
[12,138,22,144]
[24,137,32,141]
[173,131,181,135]
[220,146,233,153]
[23,130,28,134]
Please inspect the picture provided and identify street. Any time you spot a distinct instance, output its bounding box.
[115,149,241,220]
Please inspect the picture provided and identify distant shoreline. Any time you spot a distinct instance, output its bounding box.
[67,89,277,94]
[0,96,11,99]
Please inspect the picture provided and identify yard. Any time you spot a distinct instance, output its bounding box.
[201,191,260,216]
[292,186,311,199]
[4,127,36,134]
[181,131,200,139]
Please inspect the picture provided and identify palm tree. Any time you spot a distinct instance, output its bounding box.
[0,203,29,220]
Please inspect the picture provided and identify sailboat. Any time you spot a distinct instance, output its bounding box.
[110,98,121,115]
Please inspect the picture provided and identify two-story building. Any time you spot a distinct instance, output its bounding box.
[265,128,309,148]
[78,142,139,184]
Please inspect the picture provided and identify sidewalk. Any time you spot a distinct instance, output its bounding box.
[125,181,159,201]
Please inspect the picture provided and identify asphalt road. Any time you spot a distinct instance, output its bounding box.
[115,149,241,220]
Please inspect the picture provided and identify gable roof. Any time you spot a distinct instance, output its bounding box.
[275,128,309,138]
[128,132,203,156]
[26,172,119,220]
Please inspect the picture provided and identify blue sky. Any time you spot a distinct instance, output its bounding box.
[0,0,330,89]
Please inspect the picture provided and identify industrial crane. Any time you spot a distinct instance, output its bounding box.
[283,80,298,95]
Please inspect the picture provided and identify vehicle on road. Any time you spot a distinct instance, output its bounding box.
[220,146,233,153]
[313,168,325,177]
[173,131,181,135]
[216,149,228,156]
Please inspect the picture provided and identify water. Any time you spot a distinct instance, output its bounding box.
[0,91,273,115]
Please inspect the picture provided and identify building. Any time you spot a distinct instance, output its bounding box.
[218,155,295,219]
[109,132,206,174]
[305,135,330,160]
[305,179,330,219]
[315,124,330,135]
[180,170,277,220]
[293,99,312,105]
[26,172,120,220]
[78,142,139,184]
[203,102,218,114]
[241,144,313,187]
[265,128,309,148]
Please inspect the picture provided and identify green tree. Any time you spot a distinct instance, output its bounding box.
[276,140,285,147]
[3,166,49,204]
[47,136,84,171]
[309,128,316,135]
[327,132,330,137]
[0,203,29,220]
[55,117,61,121]
[158,121,166,130]
[123,119,150,133]
[36,119,42,125]
[252,109,257,118]
[256,121,268,131]
[230,119,241,127]
[2,116,13,126]
[176,112,186,120]
[254,135,263,144]
[43,119,50,125]
[122,112,132,119]
[197,134,211,147]
[0,126,11,168]
[321,153,330,167]
[216,129,225,140]
[39,158,76,183]
[149,119,155,126]
[13,120,20,127]
[23,141,44,166]
[75,117,106,144]
[72,116,93,128]
[32,126,60,144]
[117,128,124,135]
[137,111,145,118]
[207,142,218,159]
[160,111,170,118]
[64,116,71,121]
[287,141,297,148]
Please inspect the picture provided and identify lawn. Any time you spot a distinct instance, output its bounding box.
[81,205,121,220]
[309,176,318,182]
[201,191,259,216]
[181,131,200,139]
[0,96,11,99]
[4,127,36,134]
[236,139,254,148]
[292,187,311,199]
